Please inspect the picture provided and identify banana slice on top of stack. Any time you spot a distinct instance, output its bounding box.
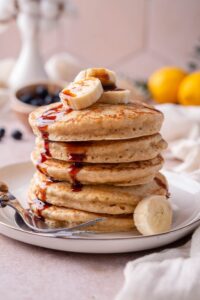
[60,77,103,110]
[74,67,116,86]
[60,67,131,109]
[99,88,131,104]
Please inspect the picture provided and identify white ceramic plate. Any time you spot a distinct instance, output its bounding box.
[0,162,200,253]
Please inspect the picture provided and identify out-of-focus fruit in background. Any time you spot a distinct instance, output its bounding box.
[148,67,187,104]
[178,72,200,106]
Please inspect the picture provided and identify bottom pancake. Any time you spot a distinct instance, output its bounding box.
[29,205,134,232]
[29,171,168,215]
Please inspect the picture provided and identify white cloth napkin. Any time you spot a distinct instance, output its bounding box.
[159,104,200,181]
[116,104,200,300]
[116,228,200,300]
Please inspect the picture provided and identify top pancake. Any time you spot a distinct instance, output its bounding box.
[29,102,164,141]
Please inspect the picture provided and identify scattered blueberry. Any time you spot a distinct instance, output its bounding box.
[0,127,5,140]
[11,130,23,140]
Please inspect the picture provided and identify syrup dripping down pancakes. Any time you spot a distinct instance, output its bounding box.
[28,68,170,233]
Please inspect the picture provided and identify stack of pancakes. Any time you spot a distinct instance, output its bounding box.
[28,99,168,232]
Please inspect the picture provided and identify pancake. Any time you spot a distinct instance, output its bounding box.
[32,151,164,186]
[35,133,167,163]
[37,207,134,232]
[29,102,164,141]
[29,171,168,215]
[45,211,135,233]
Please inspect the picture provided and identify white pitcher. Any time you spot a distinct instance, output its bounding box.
[9,13,47,90]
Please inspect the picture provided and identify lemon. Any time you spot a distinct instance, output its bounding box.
[148,67,187,103]
[178,72,200,105]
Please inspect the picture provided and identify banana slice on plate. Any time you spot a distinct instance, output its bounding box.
[74,68,116,87]
[60,77,103,110]
[134,195,172,236]
[98,88,131,104]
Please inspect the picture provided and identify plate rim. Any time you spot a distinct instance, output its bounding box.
[1,211,200,241]
[0,161,200,241]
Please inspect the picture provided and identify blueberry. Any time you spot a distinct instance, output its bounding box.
[53,89,61,96]
[30,98,44,106]
[52,95,60,103]
[36,86,48,98]
[0,127,5,140]
[11,130,23,140]
[29,99,39,106]
[29,99,35,106]
[44,95,53,105]
[37,98,46,106]
[20,93,33,104]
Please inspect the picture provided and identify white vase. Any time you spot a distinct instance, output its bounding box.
[9,13,47,90]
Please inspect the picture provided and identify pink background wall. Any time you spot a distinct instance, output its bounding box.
[0,0,199,79]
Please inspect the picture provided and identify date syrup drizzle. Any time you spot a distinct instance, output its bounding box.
[65,142,91,192]
[68,162,83,192]
[36,103,72,167]
[36,103,72,140]
[31,197,50,218]
[36,103,84,192]
[66,141,88,162]
[31,177,53,217]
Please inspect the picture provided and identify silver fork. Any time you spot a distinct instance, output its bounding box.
[0,181,105,237]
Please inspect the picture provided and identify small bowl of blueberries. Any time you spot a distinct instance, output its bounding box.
[12,81,64,131]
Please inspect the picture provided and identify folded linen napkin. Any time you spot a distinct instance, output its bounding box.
[116,229,200,300]
[116,104,200,300]
[170,125,200,181]
[158,104,200,142]
[158,104,200,181]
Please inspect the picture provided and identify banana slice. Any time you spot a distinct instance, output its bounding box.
[74,68,116,87]
[98,88,131,104]
[60,77,103,110]
[134,195,172,236]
